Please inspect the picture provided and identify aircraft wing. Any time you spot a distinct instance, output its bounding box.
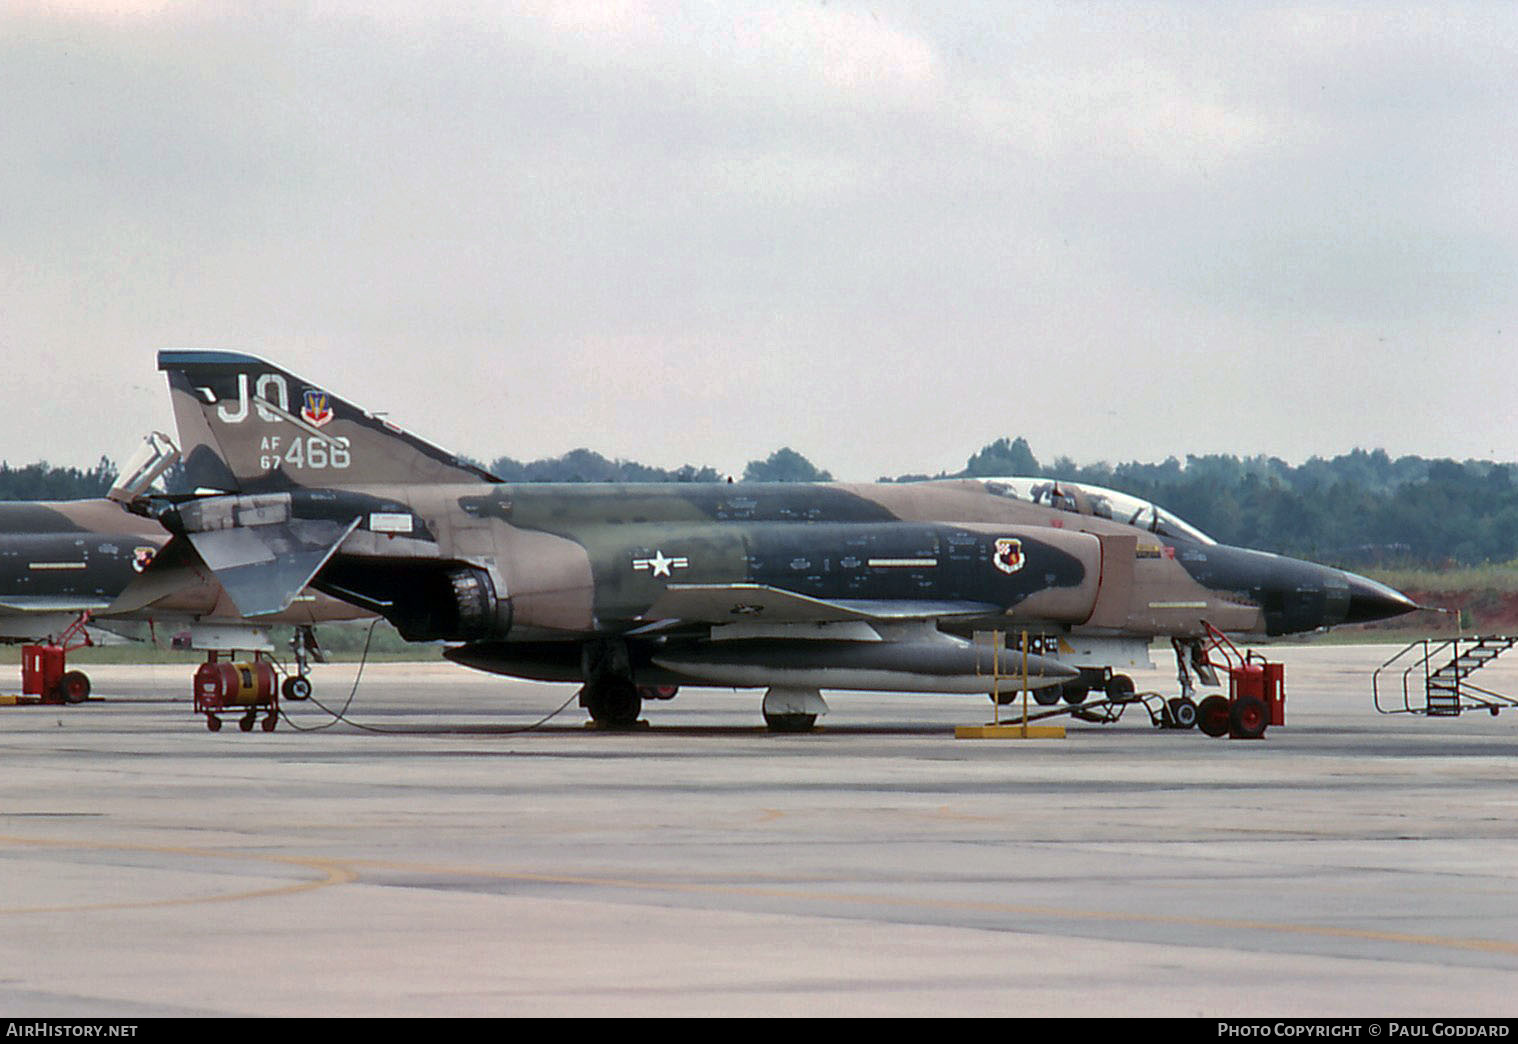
[640,583,1001,625]
[185,517,361,617]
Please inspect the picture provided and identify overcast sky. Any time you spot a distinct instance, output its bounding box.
[2,1,1515,481]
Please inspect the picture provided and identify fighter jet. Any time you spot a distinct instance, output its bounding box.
[0,433,366,702]
[149,350,1417,730]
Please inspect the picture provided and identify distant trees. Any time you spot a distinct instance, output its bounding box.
[742,447,832,483]
[962,437,1040,477]
[0,457,116,500]
[487,449,722,484]
[490,445,833,483]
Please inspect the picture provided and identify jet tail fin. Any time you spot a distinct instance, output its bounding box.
[157,350,500,492]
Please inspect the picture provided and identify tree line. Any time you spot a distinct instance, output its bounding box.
[0,458,119,501]
[5,438,1514,569]
[484,446,832,484]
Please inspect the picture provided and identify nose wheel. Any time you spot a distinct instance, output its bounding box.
[1164,696,1198,729]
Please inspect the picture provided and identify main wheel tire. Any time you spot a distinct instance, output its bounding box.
[763,712,818,733]
[584,678,642,728]
[1197,694,1232,737]
[1230,695,1269,739]
[57,670,91,704]
[282,676,312,701]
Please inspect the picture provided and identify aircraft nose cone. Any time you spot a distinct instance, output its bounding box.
[1342,571,1419,625]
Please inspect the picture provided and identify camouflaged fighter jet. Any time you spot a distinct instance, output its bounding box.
[0,434,366,702]
[149,350,1416,730]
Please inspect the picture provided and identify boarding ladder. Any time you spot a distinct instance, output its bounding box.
[1373,636,1518,717]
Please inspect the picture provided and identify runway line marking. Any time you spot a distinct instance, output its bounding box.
[8,837,1515,960]
[0,835,358,916]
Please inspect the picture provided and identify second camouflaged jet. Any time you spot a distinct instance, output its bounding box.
[148,350,1417,730]
[0,435,367,703]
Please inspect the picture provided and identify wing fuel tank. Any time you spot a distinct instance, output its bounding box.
[650,638,1077,693]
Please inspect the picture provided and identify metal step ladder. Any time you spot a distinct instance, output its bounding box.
[1373,636,1518,717]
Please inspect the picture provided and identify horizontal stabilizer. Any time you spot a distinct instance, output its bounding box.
[105,535,202,615]
[186,517,359,617]
[641,583,1002,625]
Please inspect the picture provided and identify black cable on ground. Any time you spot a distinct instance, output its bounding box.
[279,619,581,735]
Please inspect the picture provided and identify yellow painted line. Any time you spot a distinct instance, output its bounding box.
[0,835,358,916]
[342,856,1518,957]
[929,805,999,823]
[9,837,1515,958]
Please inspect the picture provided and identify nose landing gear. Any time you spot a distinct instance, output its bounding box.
[1185,626,1284,740]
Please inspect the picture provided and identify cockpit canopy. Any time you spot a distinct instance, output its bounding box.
[981,477,1216,546]
[108,431,181,506]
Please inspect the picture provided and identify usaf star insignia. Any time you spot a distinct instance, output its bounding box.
[633,550,690,578]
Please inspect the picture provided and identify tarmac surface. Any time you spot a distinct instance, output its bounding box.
[2,642,1518,1017]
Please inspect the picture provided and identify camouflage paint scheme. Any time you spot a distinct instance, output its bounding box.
[150,351,1416,726]
[0,497,366,648]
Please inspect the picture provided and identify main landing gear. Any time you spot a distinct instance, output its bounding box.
[575,640,822,733]
[578,639,644,729]
[580,676,643,728]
